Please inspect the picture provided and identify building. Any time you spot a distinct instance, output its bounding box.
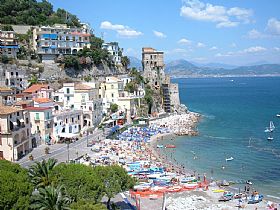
[54,82,103,130]
[0,105,31,161]
[24,107,53,146]
[23,84,53,99]
[0,87,16,106]
[142,47,165,88]
[52,107,83,141]
[0,64,29,93]
[73,83,102,128]
[99,77,123,114]
[32,23,92,61]
[0,30,19,58]
[169,83,181,112]
[102,42,122,65]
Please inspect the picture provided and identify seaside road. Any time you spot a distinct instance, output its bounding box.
[17,130,104,168]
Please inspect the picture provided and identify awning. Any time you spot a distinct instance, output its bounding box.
[13,121,17,125]
[58,132,80,138]
[103,119,114,124]
[20,119,25,123]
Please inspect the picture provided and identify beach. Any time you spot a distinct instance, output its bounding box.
[75,110,277,209]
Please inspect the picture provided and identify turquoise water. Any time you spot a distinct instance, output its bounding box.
[163,77,280,200]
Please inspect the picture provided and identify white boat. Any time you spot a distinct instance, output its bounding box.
[226,157,234,161]
[267,136,274,141]
[277,114,280,117]
[265,121,275,132]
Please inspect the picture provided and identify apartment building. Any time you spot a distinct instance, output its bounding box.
[54,82,102,129]
[0,87,16,106]
[0,105,31,161]
[0,30,19,58]
[25,107,53,145]
[32,23,92,61]
[0,64,29,92]
[53,106,83,141]
[102,42,122,65]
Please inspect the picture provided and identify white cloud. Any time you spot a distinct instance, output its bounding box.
[247,29,265,39]
[178,38,192,45]
[153,30,166,38]
[209,46,218,50]
[266,18,280,35]
[215,46,267,57]
[180,0,253,28]
[197,42,206,48]
[100,21,143,38]
[230,43,237,48]
[227,7,253,24]
[243,46,267,53]
[216,21,239,28]
[274,47,280,51]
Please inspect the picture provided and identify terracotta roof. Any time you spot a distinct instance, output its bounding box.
[16,93,31,98]
[0,105,23,115]
[23,84,49,93]
[74,83,92,90]
[24,107,51,111]
[0,87,12,92]
[33,98,53,103]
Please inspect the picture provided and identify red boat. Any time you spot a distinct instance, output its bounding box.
[165,144,176,148]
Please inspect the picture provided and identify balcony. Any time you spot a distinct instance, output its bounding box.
[34,118,40,123]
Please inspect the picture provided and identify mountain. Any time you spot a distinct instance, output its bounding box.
[191,62,237,69]
[128,56,142,70]
[165,59,280,78]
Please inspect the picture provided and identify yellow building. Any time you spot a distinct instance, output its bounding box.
[24,107,53,146]
[0,105,31,161]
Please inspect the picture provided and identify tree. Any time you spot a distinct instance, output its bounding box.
[28,158,57,188]
[121,56,130,69]
[28,74,38,86]
[0,160,33,209]
[90,36,104,49]
[70,200,107,210]
[95,165,135,209]
[30,185,71,210]
[52,163,103,204]
[110,103,118,113]
[0,55,9,64]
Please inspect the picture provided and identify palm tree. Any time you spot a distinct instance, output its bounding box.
[31,185,71,210]
[28,74,38,87]
[121,56,130,70]
[29,158,57,188]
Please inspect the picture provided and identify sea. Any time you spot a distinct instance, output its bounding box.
[160,77,280,201]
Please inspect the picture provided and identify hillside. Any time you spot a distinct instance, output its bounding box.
[165,59,280,78]
[0,0,80,27]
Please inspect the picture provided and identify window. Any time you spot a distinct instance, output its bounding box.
[67,96,70,101]
[11,72,14,76]
[111,93,114,98]
[17,112,19,116]
[27,129,29,136]
[66,118,68,123]
[16,72,18,76]
[35,113,40,120]
[66,88,70,94]
[77,115,80,120]
[111,84,114,89]
[26,118,29,124]
[71,118,74,123]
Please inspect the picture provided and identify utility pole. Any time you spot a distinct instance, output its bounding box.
[67,141,70,163]
[86,131,89,147]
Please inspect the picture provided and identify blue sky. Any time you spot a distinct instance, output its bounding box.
[48,0,280,65]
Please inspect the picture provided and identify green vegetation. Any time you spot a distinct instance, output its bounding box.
[0,0,80,27]
[121,56,130,69]
[0,55,9,64]
[125,67,144,93]
[110,103,119,113]
[0,159,134,209]
[28,74,39,86]
[0,160,33,210]
[144,85,154,114]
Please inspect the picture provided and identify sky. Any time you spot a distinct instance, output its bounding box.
[48,0,280,65]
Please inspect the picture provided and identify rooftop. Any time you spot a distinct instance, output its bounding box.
[23,84,50,93]
[33,98,53,103]
[24,107,51,111]
[0,87,12,92]
[0,105,23,115]
[74,83,92,90]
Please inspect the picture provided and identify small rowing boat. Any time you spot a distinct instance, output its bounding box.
[226,157,234,161]
[165,144,176,148]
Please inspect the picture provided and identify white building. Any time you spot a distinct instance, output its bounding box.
[102,42,122,65]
